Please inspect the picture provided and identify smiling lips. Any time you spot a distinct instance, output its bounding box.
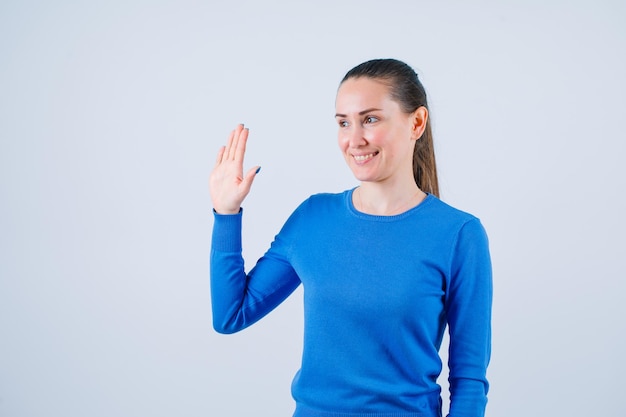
[353,152,379,164]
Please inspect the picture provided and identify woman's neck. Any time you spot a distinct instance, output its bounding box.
[354,181,426,216]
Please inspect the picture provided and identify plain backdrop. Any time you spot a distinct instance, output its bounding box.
[1,1,625,416]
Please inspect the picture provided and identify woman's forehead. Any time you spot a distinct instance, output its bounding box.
[336,78,396,113]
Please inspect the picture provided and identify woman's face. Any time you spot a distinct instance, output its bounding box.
[335,77,422,185]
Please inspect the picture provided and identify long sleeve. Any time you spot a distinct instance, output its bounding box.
[210,209,301,334]
[445,218,493,417]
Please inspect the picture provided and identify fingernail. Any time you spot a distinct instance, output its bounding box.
[255,167,261,174]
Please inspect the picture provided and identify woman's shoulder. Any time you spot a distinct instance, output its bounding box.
[283,190,352,223]
[298,189,351,209]
[422,194,486,233]
[427,195,478,220]
[278,190,349,234]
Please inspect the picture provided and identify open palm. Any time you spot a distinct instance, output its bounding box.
[209,124,260,214]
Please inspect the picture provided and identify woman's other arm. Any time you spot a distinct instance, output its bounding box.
[445,218,493,417]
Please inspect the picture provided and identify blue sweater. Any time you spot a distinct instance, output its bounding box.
[211,190,492,417]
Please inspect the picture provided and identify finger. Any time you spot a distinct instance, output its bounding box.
[234,127,249,162]
[224,127,236,160]
[215,146,226,165]
[240,165,261,194]
[227,124,244,161]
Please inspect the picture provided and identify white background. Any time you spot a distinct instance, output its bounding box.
[1,1,625,416]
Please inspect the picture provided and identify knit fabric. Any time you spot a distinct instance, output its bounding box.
[211,190,492,417]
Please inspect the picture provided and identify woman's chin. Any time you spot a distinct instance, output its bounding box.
[351,171,376,183]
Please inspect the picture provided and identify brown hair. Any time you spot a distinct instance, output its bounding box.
[341,59,439,197]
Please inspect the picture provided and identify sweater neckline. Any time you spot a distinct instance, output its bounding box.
[345,187,434,222]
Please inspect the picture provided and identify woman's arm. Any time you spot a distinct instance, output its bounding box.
[445,218,493,417]
[210,209,301,334]
[209,124,301,333]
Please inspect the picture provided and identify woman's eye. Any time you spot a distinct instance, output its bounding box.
[364,116,378,124]
[339,120,349,127]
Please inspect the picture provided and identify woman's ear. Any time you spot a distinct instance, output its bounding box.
[411,107,429,140]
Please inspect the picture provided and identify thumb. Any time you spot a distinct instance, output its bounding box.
[241,165,261,193]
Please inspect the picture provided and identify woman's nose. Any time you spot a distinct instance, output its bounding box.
[348,125,367,147]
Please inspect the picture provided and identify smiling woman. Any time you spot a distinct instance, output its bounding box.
[209,58,492,417]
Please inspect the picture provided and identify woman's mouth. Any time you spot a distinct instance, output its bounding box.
[353,152,379,163]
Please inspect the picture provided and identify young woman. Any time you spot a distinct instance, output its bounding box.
[209,59,492,417]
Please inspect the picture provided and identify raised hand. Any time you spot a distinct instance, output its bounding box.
[209,124,260,214]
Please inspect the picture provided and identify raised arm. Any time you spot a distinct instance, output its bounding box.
[209,125,301,334]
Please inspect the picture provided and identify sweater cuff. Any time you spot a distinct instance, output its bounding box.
[211,208,243,252]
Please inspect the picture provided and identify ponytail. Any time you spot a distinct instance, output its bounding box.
[413,118,439,197]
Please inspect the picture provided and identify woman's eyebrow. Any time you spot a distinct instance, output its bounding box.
[335,108,383,118]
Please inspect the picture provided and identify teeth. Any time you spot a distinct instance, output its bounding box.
[354,153,376,161]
